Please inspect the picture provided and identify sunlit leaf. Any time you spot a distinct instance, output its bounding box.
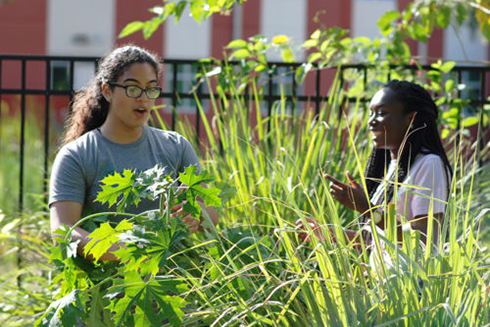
[436,5,451,28]
[227,39,248,49]
[377,10,401,34]
[462,116,479,127]
[232,48,251,59]
[95,169,135,208]
[119,21,145,38]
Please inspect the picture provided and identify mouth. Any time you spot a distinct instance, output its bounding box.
[134,108,148,117]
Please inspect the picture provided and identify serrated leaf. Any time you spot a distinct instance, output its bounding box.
[96,169,135,208]
[178,166,222,218]
[110,271,187,327]
[35,290,85,327]
[119,21,145,38]
[85,220,132,262]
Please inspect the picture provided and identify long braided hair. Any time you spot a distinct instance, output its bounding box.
[364,80,452,204]
[61,45,162,146]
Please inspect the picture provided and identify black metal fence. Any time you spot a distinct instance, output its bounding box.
[0,54,489,214]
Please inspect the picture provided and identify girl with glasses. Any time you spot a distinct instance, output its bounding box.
[49,45,218,261]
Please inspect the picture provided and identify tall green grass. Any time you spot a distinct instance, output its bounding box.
[0,65,488,326]
[157,67,490,326]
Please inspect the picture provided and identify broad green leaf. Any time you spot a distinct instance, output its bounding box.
[377,10,401,34]
[445,79,455,93]
[295,63,312,85]
[96,169,135,208]
[281,48,296,63]
[254,64,267,72]
[143,17,164,39]
[412,23,428,42]
[462,116,479,127]
[455,2,467,25]
[173,1,188,23]
[119,21,145,38]
[111,271,187,327]
[310,29,321,40]
[440,61,456,74]
[35,290,85,327]
[302,39,317,49]
[308,52,323,63]
[436,5,451,28]
[232,48,251,60]
[440,128,450,139]
[85,220,132,261]
[227,39,248,49]
[177,166,222,218]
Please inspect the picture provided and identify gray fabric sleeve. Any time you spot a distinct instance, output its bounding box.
[178,135,201,173]
[49,147,86,207]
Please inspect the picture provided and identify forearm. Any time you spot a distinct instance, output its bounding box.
[52,225,120,261]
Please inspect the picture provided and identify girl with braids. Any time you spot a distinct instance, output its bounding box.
[49,45,218,260]
[298,80,452,258]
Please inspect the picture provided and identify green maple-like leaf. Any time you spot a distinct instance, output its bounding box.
[95,169,136,209]
[110,271,188,327]
[85,220,133,261]
[35,290,86,327]
[178,165,222,218]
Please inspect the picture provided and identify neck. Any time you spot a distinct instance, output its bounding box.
[100,123,144,144]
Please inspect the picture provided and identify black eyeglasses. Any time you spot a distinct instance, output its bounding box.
[109,83,162,99]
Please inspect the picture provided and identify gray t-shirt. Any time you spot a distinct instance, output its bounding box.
[49,126,200,220]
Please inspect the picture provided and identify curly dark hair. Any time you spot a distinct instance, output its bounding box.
[61,45,162,146]
[364,80,452,205]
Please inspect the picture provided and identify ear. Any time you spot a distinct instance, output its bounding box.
[101,83,112,102]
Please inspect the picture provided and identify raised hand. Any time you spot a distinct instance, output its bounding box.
[324,171,369,214]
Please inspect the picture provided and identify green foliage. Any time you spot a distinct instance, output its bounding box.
[34,165,228,326]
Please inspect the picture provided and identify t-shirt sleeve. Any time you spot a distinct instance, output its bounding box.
[178,135,201,173]
[410,155,448,217]
[49,147,86,207]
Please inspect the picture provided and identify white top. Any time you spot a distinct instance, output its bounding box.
[371,153,449,221]
[368,153,450,271]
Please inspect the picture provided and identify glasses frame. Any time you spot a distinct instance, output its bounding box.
[108,82,162,99]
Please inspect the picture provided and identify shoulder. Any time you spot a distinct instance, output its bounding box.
[145,126,191,146]
[412,153,445,170]
[54,130,101,163]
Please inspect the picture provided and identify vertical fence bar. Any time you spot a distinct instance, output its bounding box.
[17,59,27,287]
[172,62,178,131]
[43,59,51,203]
[267,70,273,136]
[19,59,26,213]
[315,67,320,116]
[478,70,485,166]
[195,64,202,143]
[0,59,2,151]
[292,65,297,118]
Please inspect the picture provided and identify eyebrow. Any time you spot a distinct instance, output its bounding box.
[122,78,158,84]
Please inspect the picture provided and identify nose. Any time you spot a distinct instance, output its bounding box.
[136,91,149,101]
[368,115,376,127]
